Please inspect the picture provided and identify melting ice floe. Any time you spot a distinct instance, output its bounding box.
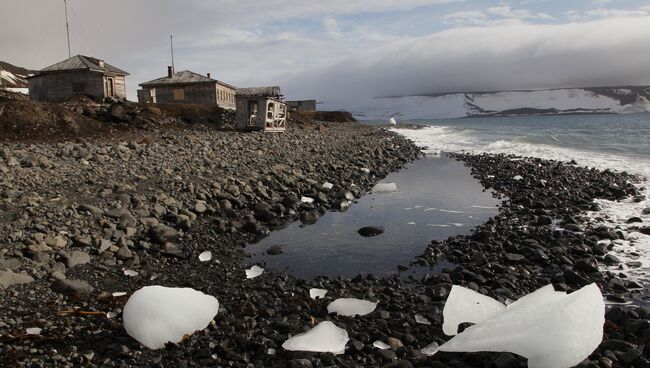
[300,196,314,203]
[310,288,328,299]
[323,182,334,189]
[432,284,604,368]
[373,340,391,349]
[442,285,506,335]
[327,298,378,316]
[246,265,264,279]
[282,321,349,354]
[199,251,212,262]
[122,286,220,349]
[373,182,398,192]
[415,314,431,325]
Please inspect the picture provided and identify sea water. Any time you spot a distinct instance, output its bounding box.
[390,113,650,288]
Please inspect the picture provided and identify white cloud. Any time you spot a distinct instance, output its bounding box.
[566,7,650,21]
[487,6,555,20]
[285,17,650,100]
[323,17,342,37]
[443,10,489,25]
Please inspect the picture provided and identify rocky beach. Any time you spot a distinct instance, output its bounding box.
[0,103,649,367]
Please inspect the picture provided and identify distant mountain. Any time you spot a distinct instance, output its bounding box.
[322,86,650,120]
[0,61,31,93]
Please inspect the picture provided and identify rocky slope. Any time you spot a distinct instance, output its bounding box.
[0,61,30,94]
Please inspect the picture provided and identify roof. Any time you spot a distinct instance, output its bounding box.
[34,55,128,76]
[236,86,282,97]
[139,70,217,86]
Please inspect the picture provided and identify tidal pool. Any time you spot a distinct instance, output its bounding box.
[245,154,500,279]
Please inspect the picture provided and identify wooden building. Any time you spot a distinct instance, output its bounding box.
[138,68,236,109]
[235,86,286,132]
[28,55,128,102]
[287,100,317,112]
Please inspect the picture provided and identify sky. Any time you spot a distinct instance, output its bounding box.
[2,0,650,101]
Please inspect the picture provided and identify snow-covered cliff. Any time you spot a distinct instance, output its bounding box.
[320,87,650,121]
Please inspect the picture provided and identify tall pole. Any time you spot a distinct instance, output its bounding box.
[64,0,71,57]
[170,34,175,73]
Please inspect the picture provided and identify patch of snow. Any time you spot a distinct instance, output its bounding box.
[122,286,220,349]
[246,265,264,279]
[388,117,397,125]
[373,182,398,192]
[3,87,28,94]
[327,298,378,317]
[436,284,605,368]
[373,340,391,349]
[282,321,349,354]
[199,251,212,262]
[310,288,328,299]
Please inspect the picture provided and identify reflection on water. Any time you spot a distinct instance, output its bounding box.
[245,154,499,279]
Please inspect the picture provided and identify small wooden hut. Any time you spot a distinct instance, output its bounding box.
[28,55,128,102]
[235,86,286,132]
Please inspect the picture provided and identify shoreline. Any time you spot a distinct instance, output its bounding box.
[0,122,649,367]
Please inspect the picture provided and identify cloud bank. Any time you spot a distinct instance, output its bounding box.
[284,17,650,100]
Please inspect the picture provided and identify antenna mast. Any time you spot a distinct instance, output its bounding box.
[64,0,71,57]
[170,34,175,73]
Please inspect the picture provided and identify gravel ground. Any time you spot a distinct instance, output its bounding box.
[0,122,648,367]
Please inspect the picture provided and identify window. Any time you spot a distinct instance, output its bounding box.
[267,102,274,119]
[173,88,185,100]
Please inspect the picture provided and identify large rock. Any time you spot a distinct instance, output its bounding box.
[358,226,384,237]
[0,269,34,289]
[52,279,94,296]
[149,224,179,244]
[62,251,91,268]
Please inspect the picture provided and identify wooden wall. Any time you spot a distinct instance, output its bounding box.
[148,82,217,104]
[216,84,236,110]
[28,71,126,102]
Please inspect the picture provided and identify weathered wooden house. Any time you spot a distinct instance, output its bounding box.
[287,100,317,112]
[28,55,128,102]
[235,86,286,132]
[137,67,236,109]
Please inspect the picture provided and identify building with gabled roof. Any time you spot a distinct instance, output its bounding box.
[28,55,128,102]
[137,67,236,109]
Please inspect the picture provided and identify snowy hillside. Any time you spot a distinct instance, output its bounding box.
[320,87,650,121]
[0,61,31,95]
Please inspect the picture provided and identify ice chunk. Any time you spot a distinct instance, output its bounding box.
[282,321,349,354]
[373,182,397,192]
[112,291,127,297]
[124,269,138,277]
[310,288,328,299]
[199,251,212,262]
[513,175,523,180]
[246,265,264,279]
[123,286,219,349]
[388,117,397,125]
[26,327,42,335]
[415,314,431,325]
[327,298,377,316]
[373,340,390,349]
[421,341,439,356]
[322,182,334,189]
[437,283,605,368]
[360,167,371,173]
[300,196,314,203]
[443,285,506,335]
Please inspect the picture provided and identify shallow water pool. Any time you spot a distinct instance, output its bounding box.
[245,154,500,278]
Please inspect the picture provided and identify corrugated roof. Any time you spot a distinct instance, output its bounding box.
[36,55,128,75]
[236,86,282,97]
[139,70,216,86]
